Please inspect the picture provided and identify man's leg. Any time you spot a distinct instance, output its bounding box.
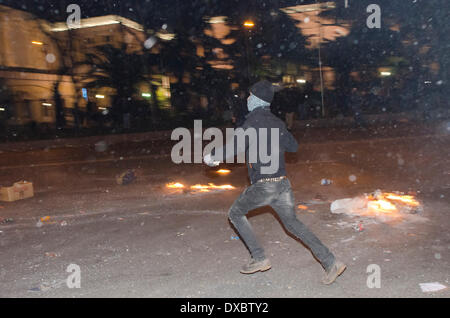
[228,183,274,262]
[270,180,335,271]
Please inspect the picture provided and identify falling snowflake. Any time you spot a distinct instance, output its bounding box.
[46,54,56,63]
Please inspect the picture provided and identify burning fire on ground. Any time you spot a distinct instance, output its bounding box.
[367,192,420,214]
[166,182,235,193]
[331,190,423,219]
[215,169,231,175]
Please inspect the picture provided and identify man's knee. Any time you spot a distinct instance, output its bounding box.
[228,207,238,223]
[228,204,245,224]
[278,210,303,232]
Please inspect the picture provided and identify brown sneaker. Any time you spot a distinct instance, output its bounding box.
[322,260,347,285]
[240,258,271,274]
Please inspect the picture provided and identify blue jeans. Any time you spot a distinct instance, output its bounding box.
[228,178,335,271]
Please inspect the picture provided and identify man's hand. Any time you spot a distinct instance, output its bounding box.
[203,153,220,167]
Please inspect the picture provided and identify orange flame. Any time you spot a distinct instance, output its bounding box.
[166,182,235,192]
[367,200,398,213]
[382,193,420,207]
[216,169,231,175]
[166,182,185,189]
[190,183,235,191]
[366,192,420,215]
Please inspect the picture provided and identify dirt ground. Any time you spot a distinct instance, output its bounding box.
[0,121,449,297]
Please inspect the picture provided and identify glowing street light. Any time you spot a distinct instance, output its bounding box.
[243,20,255,28]
[95,94,105,99]
[380,71,392,77]
[31,41,44,45]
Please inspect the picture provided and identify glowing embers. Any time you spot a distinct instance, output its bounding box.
[166,182,235,194]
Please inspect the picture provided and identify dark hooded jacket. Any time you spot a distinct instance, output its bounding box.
[213,106,298,184]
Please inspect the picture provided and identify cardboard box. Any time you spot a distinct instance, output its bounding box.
[0,181,34,202]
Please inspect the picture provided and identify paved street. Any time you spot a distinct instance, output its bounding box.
[0,121,449,297]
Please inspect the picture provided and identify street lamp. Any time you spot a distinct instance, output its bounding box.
[243,20,255,28]
[242,20,255,87]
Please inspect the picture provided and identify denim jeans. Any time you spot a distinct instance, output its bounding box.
[228,178,335,271]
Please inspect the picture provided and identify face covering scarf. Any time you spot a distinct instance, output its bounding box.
[247,94,270,112]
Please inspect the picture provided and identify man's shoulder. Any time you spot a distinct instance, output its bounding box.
[264,111,287,128]
[243,112,286,131]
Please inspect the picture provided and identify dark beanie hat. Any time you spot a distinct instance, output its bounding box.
[249,80,274,104]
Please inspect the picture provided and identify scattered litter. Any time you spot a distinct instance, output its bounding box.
[0,181,34,202]
[0,217,14,225]
[353,222,364,232]
[335,219,376,230]
[28,280,65,292]
[40,216,51,223]
[94,140,108,152]
[296,204,317,214]
[45,252,60,258]
[28,287,42,292]
[37,216,55,226]
[117,217,125,221]
[434,253,441,260]
[116,169,136,185]
[419,282,447,293]
[230,235,239,240]
[60,221,68,227]
[331,197,367,215]
[320,179,332,186]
